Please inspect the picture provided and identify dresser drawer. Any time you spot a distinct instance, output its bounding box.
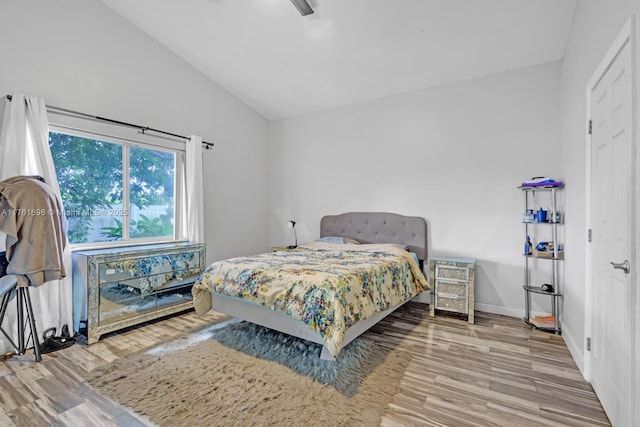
[99,280,194,325]
[99,250,203,286]
[100,265,202,293]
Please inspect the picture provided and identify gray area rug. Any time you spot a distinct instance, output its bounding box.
[84,319,411,426]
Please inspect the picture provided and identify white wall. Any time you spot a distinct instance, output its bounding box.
[270,61,562,318]
[560,0,637,375]
[0,0,271,264]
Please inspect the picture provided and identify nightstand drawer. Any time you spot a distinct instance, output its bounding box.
[435,281,468,298]
[435,264,469,283]
[434,295,468,314]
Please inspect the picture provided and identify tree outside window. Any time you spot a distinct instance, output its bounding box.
[49,131,176,244]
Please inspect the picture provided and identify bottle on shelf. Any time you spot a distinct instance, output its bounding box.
[524,235,533,256]
[523,209,535,223]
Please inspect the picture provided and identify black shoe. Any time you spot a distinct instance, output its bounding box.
[60,324,73,339]
[42,327,56,341]
[40,327,75,354]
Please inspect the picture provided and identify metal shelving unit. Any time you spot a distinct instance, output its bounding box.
[520,184,564,334]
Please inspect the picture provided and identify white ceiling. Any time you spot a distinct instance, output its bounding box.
[101,0,577,120]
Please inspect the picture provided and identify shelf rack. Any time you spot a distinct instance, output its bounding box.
[519,184,564,334]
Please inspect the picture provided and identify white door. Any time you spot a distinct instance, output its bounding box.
[589,32,633,426]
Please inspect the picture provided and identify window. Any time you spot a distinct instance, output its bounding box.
[49,129,180,246]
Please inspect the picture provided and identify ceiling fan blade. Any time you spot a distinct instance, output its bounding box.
[290,0,314,16]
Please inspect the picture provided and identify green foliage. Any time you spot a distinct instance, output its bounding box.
[67,216,96,243]
[99,214,173,240]
[129,146,176,210]
[50,132,176,243]
[49,132,122,212]
[131,214,173,238]
[100,219,123,241]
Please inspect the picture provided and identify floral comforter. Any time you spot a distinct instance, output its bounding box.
[192,242,429,357]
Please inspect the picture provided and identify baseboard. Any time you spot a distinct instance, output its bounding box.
[474,302,523,318]
[561,323,586,379]
[474,302,562,320]
[414,299,552,320]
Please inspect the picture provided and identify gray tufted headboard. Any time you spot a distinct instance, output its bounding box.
[320,212,428,262]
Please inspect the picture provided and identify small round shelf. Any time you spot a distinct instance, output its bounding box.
[522,285,562,297]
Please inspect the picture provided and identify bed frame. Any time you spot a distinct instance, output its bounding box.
[211,212,428,360]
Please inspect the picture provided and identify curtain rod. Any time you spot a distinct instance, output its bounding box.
[5,94,214,150]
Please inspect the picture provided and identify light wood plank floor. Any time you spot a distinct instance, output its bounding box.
[0,302,610,426]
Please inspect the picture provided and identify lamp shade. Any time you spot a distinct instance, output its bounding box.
[287,220,296,229]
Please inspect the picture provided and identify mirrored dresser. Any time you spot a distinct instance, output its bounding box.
[72,242,206,344]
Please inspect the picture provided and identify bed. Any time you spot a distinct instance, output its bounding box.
[192,212,429,360]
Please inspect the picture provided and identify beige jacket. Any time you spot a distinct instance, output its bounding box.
[0,176,67,287]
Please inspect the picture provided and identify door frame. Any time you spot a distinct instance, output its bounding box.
[584,14,637,422]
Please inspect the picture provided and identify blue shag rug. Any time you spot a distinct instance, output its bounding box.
[211,320,376,389]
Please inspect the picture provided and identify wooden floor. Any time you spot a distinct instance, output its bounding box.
[0,302,610,426]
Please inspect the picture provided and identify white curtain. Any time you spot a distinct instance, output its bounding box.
[181,135,204,243]
[0,93,73,353]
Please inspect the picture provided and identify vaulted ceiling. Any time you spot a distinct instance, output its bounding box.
[101,0,577,120]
